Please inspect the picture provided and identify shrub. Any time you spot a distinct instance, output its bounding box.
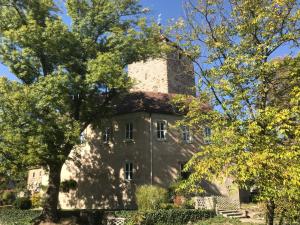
[14,197,32,210]
[136,185,168,211]
[1,191,15,205]
[143,209,215,225]
[30,193,42,208]
[120,209,215,225]
[159,203,179,210]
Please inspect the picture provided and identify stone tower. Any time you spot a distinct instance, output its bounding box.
[128,51,195,96]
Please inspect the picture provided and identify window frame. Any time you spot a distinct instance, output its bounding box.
[156,121,167,140]
[182,125,192,143]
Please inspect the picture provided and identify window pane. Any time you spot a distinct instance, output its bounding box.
[126,123,133,140]
[125,162,133,180]
[157,121,166,139]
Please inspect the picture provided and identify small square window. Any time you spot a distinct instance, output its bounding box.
[125,162,133,180]
[103,127,111,143]
[125,122,133,140]
[182,126,192,143]
[157,121,167,140]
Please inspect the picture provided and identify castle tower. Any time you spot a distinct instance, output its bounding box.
[128,51,195,96]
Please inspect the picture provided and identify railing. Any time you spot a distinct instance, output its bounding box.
[215,196,240,211]
[194,196,240,211]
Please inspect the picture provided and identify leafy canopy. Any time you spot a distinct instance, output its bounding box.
[0,0,161,174]
[170,0,300,207]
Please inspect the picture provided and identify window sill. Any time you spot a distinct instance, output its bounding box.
[123,139,135,143]
[156,138,167,142]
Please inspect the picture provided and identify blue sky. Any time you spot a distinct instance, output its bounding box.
[0,0,297,80]
[0,0,184,80]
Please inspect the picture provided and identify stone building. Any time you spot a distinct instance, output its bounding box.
[27,52,240,210]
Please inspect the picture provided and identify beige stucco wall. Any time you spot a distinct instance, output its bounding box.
[58,112,202,209]
[128,58,169,93]
[27,112,240,209]
[27,168,48,193]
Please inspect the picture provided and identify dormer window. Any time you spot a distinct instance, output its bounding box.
[125,122,133,140]
[157,121,167,140]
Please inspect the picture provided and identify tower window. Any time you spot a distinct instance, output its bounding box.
[125,122,133,140]
[103,127,111,143]
[125,162,133,180]
[182,126,192,143]
[157,121,167,140]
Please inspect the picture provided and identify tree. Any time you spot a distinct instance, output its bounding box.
[169,1,300,224]
[0,0,161,222]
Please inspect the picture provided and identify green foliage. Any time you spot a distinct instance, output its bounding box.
[0,0,162,219]
[1,191,15,205]
[14,197,32,210]
[159,203,180,210]
[169,0,300,223]
[136,185,168,211]
[0,208,40,225]
[60,179,78,193]
[121,209,215,225]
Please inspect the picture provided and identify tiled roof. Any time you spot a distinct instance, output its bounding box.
[114,91,183,115]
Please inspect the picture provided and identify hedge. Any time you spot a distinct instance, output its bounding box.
[14,197,32,210]
[143,209,215,225]
[115,209,216,225]
[0,208,40,225]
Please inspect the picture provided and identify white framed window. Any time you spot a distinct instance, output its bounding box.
[80,131,86,144]
[102,127,111,143]
[125,162,133,180]
[157,121,167,140]
[182,125,192,143]
[125,122,133,140]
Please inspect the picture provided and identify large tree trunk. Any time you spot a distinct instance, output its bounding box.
[266,199,276,225]
[41,164,63,223]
